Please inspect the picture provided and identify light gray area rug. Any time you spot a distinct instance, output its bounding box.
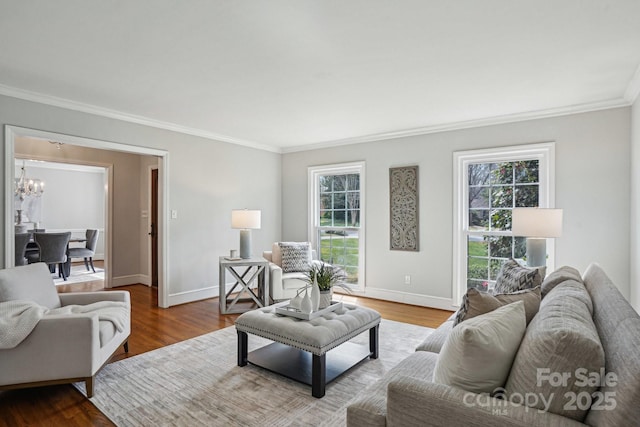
[76,319,433,427]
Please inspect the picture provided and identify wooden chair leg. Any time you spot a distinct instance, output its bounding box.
[84,257,90,271]
[89,257,96,273]
[85,376,95,398]
[60,263,67,281]
[124,340,129,353]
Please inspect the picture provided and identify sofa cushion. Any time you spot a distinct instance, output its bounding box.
[433,301,526,394]
[415,316,454,353]
[505,280,604,422]
[277,242,312,273]
[540,265,583,298]
[493,258,545,294]
[453,286,540,326]
[347,351,438,427]
[0,263,61,309]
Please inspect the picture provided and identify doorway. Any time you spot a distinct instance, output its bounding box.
[150,168,159,287]
[4,125,171,307]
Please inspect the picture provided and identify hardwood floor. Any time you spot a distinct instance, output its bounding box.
[0,282,452,427]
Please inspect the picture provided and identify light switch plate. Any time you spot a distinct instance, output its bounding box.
[171,210,178,219]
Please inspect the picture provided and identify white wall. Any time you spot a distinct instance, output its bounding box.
[15,161,106,258]
[282,108,631,308]
[631,98,640,313]
[1,94,281,306]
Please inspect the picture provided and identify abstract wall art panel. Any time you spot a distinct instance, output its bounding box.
[390,165,419,251]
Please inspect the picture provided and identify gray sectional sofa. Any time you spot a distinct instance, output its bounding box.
[347,263,640,426]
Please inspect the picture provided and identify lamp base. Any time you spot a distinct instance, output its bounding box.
[525,238,546,267]
[239,229,252,259]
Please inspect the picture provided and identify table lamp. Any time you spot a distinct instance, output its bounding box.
[231,209,261,259]
[512,208,563,267]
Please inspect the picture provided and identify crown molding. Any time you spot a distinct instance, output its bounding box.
[625,63,640,104]
[0,84,281,154]
[281,98,630,153]
[1,83,632,155]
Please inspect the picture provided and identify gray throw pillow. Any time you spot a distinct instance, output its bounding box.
[504,280,604,421]
[540,265,583,298]
[433,301,527,394]
[278,242,311,273]
[493,258,545,294]
[454,286,541,326]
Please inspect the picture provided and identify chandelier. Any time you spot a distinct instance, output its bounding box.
[15,161,45,202]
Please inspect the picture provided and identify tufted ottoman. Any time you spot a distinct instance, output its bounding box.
[235,302,381,397]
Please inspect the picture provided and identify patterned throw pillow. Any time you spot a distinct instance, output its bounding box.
[278,242,312,273]
[493,258,545,294]
[454,286,541,327]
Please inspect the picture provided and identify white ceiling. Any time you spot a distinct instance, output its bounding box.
[1,1,639,152]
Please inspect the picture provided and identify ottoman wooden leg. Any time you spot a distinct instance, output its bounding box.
[312,353,326,398]
[369,324,379,359]
[237,331,248,366]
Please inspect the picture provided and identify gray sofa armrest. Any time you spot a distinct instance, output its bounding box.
[59,291,130,306]
[0,314,100,386]
[387,377,587,427]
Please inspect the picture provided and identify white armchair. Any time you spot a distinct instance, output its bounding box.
[263,242,317,301]
[0,263,130,397]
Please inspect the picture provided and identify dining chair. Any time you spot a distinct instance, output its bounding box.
[14,233,31,266]
[33,232,71,280]
[68,229,99,273]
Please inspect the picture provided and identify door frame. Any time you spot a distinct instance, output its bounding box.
[148,165,159,287]
[4,125,171,307]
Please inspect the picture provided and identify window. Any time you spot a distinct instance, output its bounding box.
[453,143,554,305]
[309,162,365,290]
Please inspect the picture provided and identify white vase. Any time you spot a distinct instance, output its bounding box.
[290,291,302,309]
[300,288,312,314]
[310,278,320,312]
[319,289,332,309]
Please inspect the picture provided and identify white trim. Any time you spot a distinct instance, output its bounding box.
[16,159,106,174]
[282,99,628,153]
[5,125,171,308]
[168,286,217,306]
[339,287,455,312]
[452,142,556,306]
[308,161,366,291]
[625,63,640,104]
[0,84,280,154]
[0,83,630,155]
[112,274,151,287]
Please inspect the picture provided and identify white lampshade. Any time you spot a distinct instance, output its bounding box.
[231,209,261,230]
[512,208,563,238]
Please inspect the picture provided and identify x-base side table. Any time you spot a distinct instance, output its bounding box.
[219,257,269,314]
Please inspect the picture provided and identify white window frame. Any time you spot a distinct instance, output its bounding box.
[452,142,555,306]
[308,161,366,291]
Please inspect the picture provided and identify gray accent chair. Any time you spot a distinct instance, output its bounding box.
[68,229,99,273]
[33,232,71,280]
[14,232,30,266]
[0,263,130,397]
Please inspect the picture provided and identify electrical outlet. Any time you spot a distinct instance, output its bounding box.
[171,210,178,219]
[404,275,411,285]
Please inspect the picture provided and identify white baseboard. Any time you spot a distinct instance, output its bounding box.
[351,287,457,311]
[111,274,150,287]
[168,286,217,306]
[165,282,455,312]
[167,282,257,307]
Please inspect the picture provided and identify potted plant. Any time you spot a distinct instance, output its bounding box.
[305,261,349,309]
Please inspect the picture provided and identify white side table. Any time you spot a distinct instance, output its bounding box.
[219,257,269,314]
